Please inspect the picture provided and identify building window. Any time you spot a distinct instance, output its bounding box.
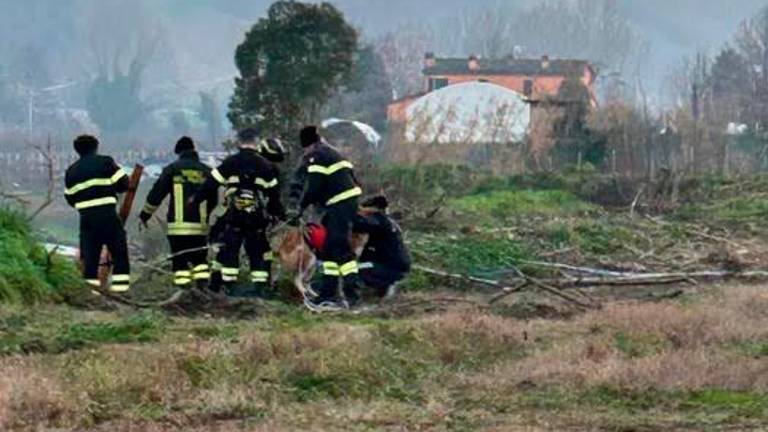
[430,78,449,91]
[523,79,533,97]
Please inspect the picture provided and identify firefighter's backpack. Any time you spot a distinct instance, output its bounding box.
[228,171,268,220]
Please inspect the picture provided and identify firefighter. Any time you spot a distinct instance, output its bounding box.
[206,128,287,291]
[355,195,411,299]
[192,129,285,298]
[289,125,363,311]
[138,137,216,289]
[64,135,131,292]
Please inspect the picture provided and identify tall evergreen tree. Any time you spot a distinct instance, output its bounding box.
[228,1,358,137]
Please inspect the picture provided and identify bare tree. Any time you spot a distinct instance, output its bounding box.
[81,0,167,132]
[376,24,430,99]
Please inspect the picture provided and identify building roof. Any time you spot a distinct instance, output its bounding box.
[424,58,592,77]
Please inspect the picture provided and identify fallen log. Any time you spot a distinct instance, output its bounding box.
[414,264,597,309]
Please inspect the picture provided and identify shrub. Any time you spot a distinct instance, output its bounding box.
[0,208,84,304]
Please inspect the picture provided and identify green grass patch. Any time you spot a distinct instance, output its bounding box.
[613,332,669,358]
[450,190,595,222]
[0,310,166,354]
[57,312,166,347]
[676,196,768,227]
[520,386,768,423]
[409,231,531,278]
[734,340,768,358]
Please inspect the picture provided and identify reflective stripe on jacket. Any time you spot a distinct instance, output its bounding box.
[64,154,128,212]
[289,142,361,210]
[140,151,216,236]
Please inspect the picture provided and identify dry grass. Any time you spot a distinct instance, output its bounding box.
[2,285,768,430]
[472,285,768,395]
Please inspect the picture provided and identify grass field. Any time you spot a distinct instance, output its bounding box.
[5,169,768,430]
[2,284,768,431]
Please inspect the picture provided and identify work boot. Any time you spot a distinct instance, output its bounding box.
[208,272,223,293]
[342,275,362,308]
[382,283,400,301]
[252,282,275,300]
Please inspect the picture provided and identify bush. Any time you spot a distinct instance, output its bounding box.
[0,208,84,304]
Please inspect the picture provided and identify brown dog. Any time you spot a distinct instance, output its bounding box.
[275,227,367,298]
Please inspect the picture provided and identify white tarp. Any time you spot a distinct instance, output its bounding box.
[322,118,382,148]
[405,82,530,144]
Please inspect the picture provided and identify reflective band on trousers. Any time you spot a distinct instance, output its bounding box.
[174,277,192,286]
[322,261,340,276]
[222,267,239,282]
[75,196,118,209]
[251,271,269,282]
[110,284,130,293]
[167,222,207,236]
[143,203,159,214]
[110,274,130,292]
[86,279,101,287]
[340,260,359,276]
[65,169,127,195]
[307,160,354,175]
[193,264,211,280]
[326,186,362,206]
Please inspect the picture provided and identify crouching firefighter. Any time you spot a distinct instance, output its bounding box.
[355,195,411,299]
[192,129,285,298]
[139,137,217,289]
[64,135,131,293]
[289,126,363,311]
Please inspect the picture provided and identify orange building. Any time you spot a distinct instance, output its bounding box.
[388,53,597,123]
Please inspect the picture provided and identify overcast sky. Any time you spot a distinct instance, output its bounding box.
[3,0,767,102]
[202,0,768,91]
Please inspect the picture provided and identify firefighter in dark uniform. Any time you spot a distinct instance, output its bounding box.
[355,195,411,299]
[193,129,285,298]
[289,126,363,311]
[64,135,131,292]
[138,137,217,289]
[205,129,287,291]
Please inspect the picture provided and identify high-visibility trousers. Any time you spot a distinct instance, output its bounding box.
[168,235,210,287]
[315,198,360,301]
[79,207,130,292]
[215,217,272,286]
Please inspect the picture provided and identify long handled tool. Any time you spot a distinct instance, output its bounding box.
[98,164,144,290]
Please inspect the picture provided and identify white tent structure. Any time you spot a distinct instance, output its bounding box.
[405,82,530,144]
[321,118,382,148]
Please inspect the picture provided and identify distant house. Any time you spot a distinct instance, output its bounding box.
[386,53,598,172]
[388,53,597,123]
